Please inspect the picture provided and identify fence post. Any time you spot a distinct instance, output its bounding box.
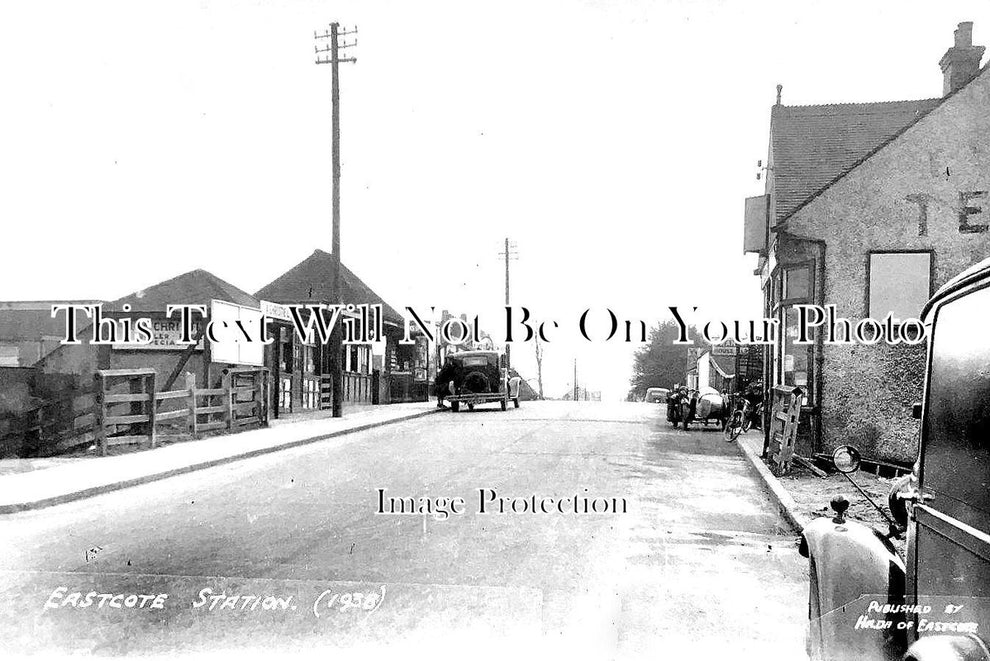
[263,370,270,424]
[147,371,158,448]
[254,370,265,426]
[185,372,197,438]
[222,371,233,431]
[94,373,107,457]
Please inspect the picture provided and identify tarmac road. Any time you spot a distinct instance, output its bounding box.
[0,401,808,659]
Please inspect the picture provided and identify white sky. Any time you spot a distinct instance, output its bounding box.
[2,0,988,400]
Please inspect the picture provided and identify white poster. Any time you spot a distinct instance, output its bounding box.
[210,299,264,367]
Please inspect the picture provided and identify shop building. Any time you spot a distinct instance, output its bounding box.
[744,22,990,462]
[36,269,265,390]
[254,249,430,414]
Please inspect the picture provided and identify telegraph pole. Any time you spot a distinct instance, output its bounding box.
[316,22,357,417]
[534,334,544,400]
[573,358,578,402]
[498,238,518,369]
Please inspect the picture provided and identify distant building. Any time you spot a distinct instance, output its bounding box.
[687,349,735,393]
[0,301,100,367]
[561,386,600,401]
[743,22,990,462]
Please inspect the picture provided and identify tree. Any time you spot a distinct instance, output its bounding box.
[629,320,705,400]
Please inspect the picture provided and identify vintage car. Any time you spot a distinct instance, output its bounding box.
[800,257,990,661]
[436,350,521,412]
[645,387,670,403]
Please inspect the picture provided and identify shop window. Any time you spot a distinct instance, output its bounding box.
[302,377,318,409]
[783,306,813,405]
[279,377,292,411]
[868,251,933,320]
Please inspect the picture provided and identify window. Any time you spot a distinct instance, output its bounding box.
[922,284,990,527]
[868,251,932,320]
[783,266,811,301]
[783,307,812,405]
[279,329,293,373]
[773,261,816,405]
[0,343,19,367]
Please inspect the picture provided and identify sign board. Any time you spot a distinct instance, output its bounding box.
[210,299,264,367]
[711,345,738,357]
[113,318,204,351]
[743,194,768,254]
[260,300,293,323]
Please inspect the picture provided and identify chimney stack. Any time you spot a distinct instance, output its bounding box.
[939,21,985,96]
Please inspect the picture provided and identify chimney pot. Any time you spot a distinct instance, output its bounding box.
[940,21,985,96]
[955,21,974,48]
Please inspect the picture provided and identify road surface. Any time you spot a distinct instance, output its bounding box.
[0,401,808,659]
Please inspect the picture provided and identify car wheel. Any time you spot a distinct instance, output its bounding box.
[501,399,507,411]
[513,398,519,409]
[451,401,460,413]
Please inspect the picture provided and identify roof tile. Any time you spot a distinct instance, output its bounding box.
[771,98,941,223]
[254,250,403,325]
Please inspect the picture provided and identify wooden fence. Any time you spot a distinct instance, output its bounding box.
[92,367,269,456]
[0,389,96,457]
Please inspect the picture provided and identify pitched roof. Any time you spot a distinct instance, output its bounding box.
[109,269,259,313]
[771,98,941,224]
[254,250,403,325]
[0,301,101,341]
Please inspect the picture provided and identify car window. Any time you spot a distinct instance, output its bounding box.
[922,283,990,528]
[461,356,493,367]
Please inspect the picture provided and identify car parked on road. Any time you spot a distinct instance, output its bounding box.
[800,256,990,661]
[645,387,669,403]
[436,350,521,412]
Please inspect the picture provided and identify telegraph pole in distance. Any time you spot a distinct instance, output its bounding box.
[498,238,518,369]
[573,358,578,402]
[316,22,357,418]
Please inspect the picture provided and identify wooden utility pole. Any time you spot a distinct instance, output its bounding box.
[316,22,356,417]
[534,334,544,400]
[498,238,518,370]
[573,358,578,402]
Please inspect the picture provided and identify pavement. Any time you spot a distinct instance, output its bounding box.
[0,401,439,514]
[0,401,808,659]
[735,432,813,531]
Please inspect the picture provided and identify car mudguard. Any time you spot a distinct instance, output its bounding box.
[508,376,521,399]
[904,634,990,661]
[800,516,907,661]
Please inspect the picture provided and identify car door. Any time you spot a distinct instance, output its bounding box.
[911,281,990,636]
